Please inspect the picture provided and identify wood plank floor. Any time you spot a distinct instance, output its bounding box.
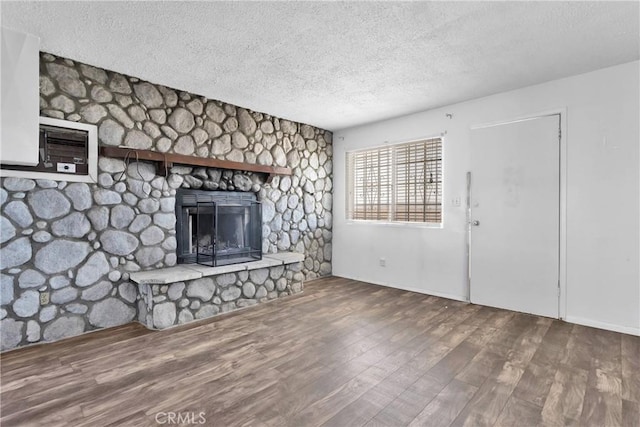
[1,277,638,427]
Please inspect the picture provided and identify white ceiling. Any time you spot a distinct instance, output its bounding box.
[2,1,639,131]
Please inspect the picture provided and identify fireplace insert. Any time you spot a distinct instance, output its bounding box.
[175,189,262,266]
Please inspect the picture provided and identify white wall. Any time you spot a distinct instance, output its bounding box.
[1,27,40,165]
[333,61,639,335]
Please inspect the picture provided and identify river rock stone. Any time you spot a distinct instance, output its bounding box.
[76,252,110,287]
[39,306,57,323]
[128,214,152,233]
[205,103,225,123]
[137,198,159,214]
[195,305,220,319]
[28,190,70,219]
[94,189,122,205]
[135,247,164,267]
[168,108,195,134]
[186,99,203,115]
[178,310,194,324]
[150,109,167,124]
[257,150,273,166]
[107,104,134,129]
[174,135,195,155]
[50,94,75,113]
[89,298,135,327]
[43,316,85,342]
[35,240,89,274]
[109,73,132,94]
[51,287,78,304]
[153,303,176,328]
[1,319,24,350]
[100,230,139,256]
[186,278,216,301]
[216,273,236,288]
[232,131,249,149]
[203,120,223,139]
[66,303,88,315]
[303,194,315,214]
[249,268,269,285]
[124,130,152,149]
[3,238,32,269]
[1,274,14,305]
[50,276,70,289]
[18,269,45,289]
[140,225,164,246]
[87,206,109,231]
[40,75,55,96]
[64,183,92,211]
[4,201,32,228]
[119,282,137,303]
[13,290,39,317]
[158,86,177,106]
[79,104,107,123]
[281,120,297,134]
[91,85,113,103]
[221,286,241,302]
[211,136,231,155]
[49,64,86,97]
[262,200,276,222]
[81,281,112,301]
[110,205,135,229]
[52,212,91,237]
[4,178,35,192]
[98,157,126,174]
[99,119,125,146]
[153,213,176,229]
[80,64,108,83]
[168,282,185,301]
[260,121,274,134]
[238,109,257,135]
[242,282,256,298]
[134,82,163,108]
[0,217,15,244]
[26,320,41,342]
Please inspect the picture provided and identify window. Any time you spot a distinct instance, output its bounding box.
[346,137,442,224]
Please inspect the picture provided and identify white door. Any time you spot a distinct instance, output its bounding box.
[470,115,560,318]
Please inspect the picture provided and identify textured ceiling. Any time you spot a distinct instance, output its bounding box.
[2,1,639,131]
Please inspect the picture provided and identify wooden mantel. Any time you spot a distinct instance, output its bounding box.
[100,146,292,181]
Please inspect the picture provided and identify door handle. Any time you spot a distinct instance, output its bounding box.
[472,220,480,226]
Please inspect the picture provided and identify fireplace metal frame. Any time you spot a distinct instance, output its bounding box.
[175,189,262,266]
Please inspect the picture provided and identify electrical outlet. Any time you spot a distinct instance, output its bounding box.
[39,291,50,305]
[452,197,461,207]
[379,258,386,267]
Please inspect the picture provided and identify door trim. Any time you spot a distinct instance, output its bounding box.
[468,108,567,320]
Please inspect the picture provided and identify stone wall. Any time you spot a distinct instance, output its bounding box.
[139,264,304,329]
[0,52,332,351]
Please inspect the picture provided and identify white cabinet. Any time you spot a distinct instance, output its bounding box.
[1,27,40,166]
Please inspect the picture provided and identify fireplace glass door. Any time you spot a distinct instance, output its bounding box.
[176,189,262,266]
[193,201,261,267]
[195,201,216,265]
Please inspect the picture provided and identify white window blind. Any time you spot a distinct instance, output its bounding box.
[346,137,442,223]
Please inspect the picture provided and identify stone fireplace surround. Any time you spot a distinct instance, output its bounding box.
[0,52,333,351]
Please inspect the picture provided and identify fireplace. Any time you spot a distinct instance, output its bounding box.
[175,189,262,266]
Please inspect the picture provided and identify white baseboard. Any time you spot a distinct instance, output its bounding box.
[334,274,468,303]
[334,275,640,337]
[564,315,640,336]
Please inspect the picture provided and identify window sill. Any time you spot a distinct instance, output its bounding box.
[345,220,444,229]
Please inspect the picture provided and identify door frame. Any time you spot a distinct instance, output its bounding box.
[468,108,567,320]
